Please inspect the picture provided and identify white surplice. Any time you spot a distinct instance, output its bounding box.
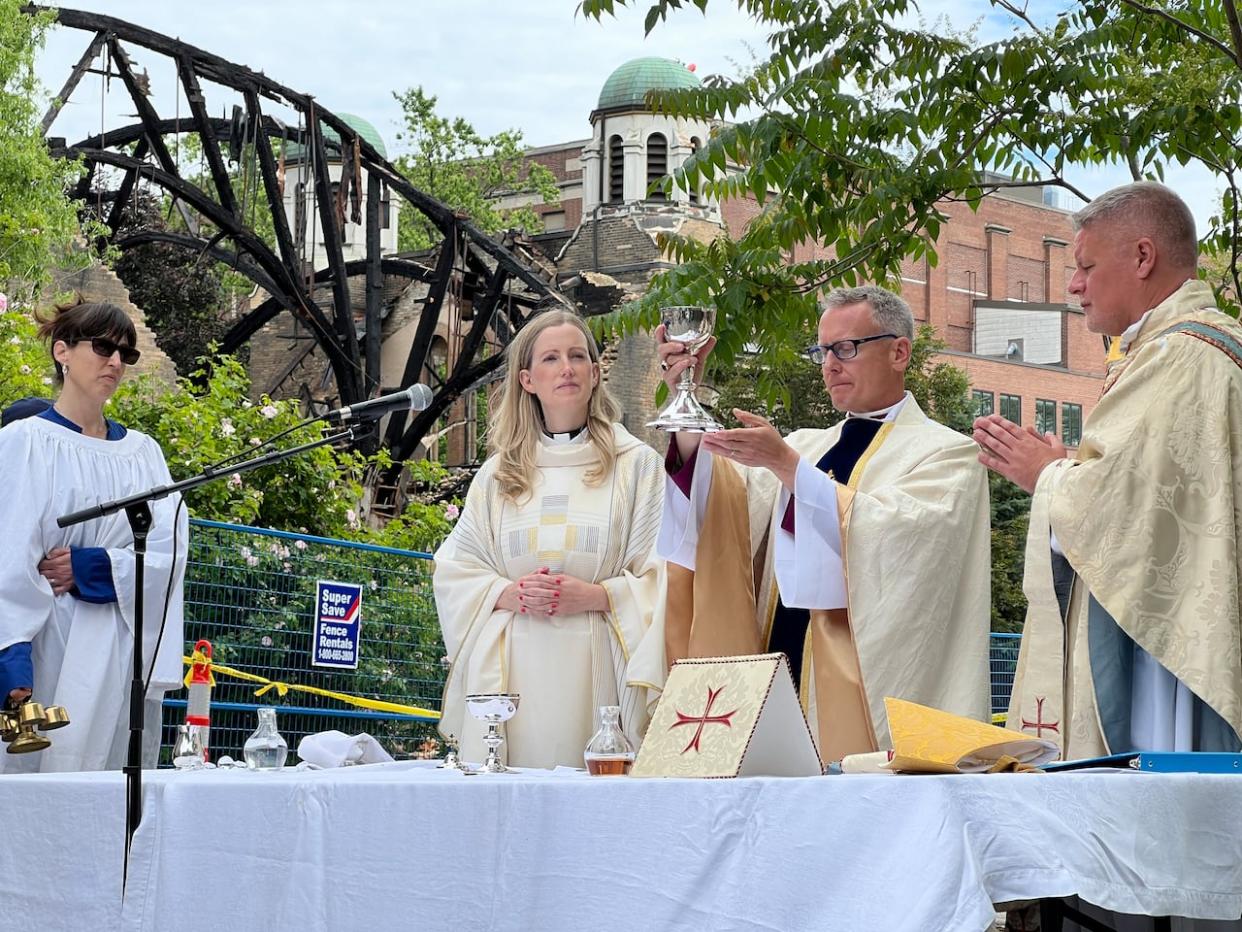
[0,417,187,773]
[434,424,666,769]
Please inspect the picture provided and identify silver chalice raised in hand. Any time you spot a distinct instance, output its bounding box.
[648,305,722,432]
[464,693,520,774]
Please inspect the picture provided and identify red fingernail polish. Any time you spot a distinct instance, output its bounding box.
[520,607,527,614]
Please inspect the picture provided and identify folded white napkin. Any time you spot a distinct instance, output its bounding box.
[297,730,394,769]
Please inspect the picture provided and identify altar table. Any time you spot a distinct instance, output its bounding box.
[2,762,1240,931]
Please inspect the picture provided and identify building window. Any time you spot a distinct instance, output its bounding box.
[608,134,624,203]
[688,136,701,205]
[972,390,994,417]
[1062,402,1083,446]
[542,211,566,233]
[1035,399,1056,435]
[646,132,667,201]
[1000,393,1021,424]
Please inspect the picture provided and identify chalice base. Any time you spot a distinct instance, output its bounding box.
[647,388,722,433]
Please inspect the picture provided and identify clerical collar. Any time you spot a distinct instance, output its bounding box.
[1119,308,1156,354]
[845,391,909,423]
[542,423,588,444]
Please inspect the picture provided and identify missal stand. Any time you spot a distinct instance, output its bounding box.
[57,424,358,884]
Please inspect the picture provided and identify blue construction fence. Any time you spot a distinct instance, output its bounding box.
[989,632,1021,723]
[163,519,1024,762]
[159,519,446,764]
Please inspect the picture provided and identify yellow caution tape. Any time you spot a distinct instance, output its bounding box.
[181,655,441,720]
[183,647,217,688]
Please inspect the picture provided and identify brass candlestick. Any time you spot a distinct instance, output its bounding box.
[1,701,71,754]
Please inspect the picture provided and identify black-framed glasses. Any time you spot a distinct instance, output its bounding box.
[804,333,898,364]
[77,337,141,365]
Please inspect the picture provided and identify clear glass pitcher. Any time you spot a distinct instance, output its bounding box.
[243,707,289,771]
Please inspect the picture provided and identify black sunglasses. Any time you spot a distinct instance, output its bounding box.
[76,337,141,366]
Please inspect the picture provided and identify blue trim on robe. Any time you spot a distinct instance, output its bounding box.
[69,547,117,603]
[0,642,34,700]
[1087,593,1242,753]
[37,405,127,440]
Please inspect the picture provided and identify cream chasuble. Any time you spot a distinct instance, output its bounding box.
[1009,280,1242,759]
[434,424,666,769]
[662,396,991,758]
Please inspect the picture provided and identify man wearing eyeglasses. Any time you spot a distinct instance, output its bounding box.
[657,285,990,762]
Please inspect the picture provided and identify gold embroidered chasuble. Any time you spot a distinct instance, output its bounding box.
[669,397,991,758]
[434,424,667,768]
[1009,280,1242,758]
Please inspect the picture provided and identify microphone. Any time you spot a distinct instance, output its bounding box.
[323,384,434,423]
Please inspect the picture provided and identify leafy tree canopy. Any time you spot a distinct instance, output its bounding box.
[582,0,1242,399]
[0,3,88,292]
[392,87,561,252]
[112,193,229,375]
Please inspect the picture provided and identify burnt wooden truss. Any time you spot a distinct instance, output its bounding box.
[33,5,569,487]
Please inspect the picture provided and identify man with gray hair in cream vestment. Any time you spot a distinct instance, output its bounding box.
[656,285,991,763]
[976,181,1242,759]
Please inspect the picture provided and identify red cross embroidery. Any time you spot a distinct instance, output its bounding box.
[670,685,739,754]
[1020,696,1060,737]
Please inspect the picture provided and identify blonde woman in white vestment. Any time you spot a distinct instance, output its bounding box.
[0,300,187,773]
[434,310,666,769]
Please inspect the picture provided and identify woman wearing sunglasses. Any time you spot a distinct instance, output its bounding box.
[0,300,187,773]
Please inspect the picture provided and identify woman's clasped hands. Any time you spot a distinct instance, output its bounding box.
[497,568,608,617]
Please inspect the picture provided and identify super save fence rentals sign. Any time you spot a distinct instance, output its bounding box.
[312,580,362,670]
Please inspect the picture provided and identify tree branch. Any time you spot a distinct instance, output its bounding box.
[1117,0,1240,65]
[1223,0,1242,70]
[992,0,1046,36]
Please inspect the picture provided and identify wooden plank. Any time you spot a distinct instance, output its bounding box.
[308,106,363,404]
[382,229,457,449]
[364,171,383,397]
[178,55,239,219]
[41,31,107,133]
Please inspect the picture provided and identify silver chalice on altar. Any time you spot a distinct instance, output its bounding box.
[648,306,722,432]
[465,693,520,774]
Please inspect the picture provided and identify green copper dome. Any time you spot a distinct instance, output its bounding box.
[285,112,387,162]
[596,57,701,111]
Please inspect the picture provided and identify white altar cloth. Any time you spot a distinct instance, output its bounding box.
[2,763,1240,932]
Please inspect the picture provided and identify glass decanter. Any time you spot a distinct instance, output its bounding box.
[172,723,206,770]
[583,705,635,776]
[243,707,289,771]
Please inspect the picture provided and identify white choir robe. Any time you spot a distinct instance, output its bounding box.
[0,417,187,773]
[434,424,667,769]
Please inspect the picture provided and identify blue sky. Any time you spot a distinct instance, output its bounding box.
[35,0,1222,232]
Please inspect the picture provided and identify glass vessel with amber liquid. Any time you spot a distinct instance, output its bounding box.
[584,705,635,775]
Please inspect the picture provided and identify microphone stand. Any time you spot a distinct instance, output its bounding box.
[56,424,357,888]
